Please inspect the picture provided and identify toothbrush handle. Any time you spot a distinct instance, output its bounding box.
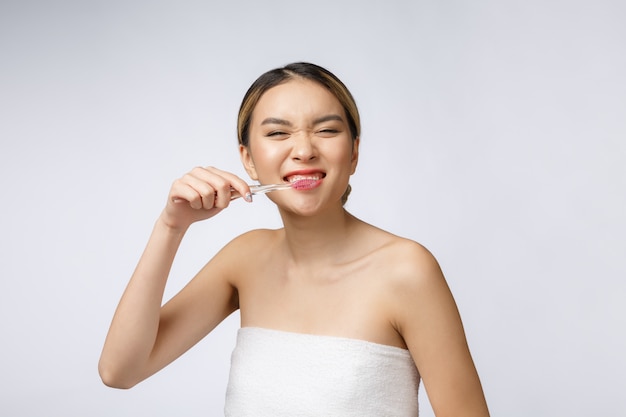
[230,184,292,200]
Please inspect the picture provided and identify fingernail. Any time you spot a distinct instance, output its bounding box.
[245,193,253,202]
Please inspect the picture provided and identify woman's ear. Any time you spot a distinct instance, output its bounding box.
[350,138,360,174]
[239,145,258,180]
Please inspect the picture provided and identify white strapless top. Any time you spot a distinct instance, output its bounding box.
[225,327,420,416]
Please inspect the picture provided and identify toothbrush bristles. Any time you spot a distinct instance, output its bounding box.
[291,179,318,190]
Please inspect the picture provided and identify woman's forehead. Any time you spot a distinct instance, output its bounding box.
[253,79,344,120]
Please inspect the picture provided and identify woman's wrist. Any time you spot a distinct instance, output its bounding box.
[155,211,190,237]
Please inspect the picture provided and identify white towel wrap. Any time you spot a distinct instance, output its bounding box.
[225,327,420,416]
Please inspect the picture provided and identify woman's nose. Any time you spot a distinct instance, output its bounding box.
[291,133,317,161]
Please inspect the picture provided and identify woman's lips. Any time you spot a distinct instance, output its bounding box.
[283,171,326,190]
[283,171,326,183]
[285,174,324,182]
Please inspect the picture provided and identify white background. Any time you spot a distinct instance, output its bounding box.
[1,1,624,416]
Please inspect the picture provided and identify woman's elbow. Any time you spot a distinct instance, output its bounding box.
[98,360,138,389]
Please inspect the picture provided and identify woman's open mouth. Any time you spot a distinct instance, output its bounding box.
[284,172,326,190]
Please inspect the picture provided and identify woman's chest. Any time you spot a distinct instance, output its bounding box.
[236,264,406,348]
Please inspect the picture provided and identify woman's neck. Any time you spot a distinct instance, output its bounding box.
[278,206,358,267]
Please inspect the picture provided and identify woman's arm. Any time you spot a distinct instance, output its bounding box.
[392,243,490,417]
[98,167,250,389]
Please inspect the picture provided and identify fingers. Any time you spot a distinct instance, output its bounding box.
[170,166,251,210]
[209,167,252,204]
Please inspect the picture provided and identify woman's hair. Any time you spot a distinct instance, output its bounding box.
[237,62,361,147]
[237,62,360,204]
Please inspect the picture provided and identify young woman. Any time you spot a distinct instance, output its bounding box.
[99,62,490,416]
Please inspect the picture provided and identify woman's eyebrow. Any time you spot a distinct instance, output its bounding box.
[260,114,344,126]
[261,117,293,126]
[313,114,344,125]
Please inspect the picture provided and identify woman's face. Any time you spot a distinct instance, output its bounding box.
[240,78,359,213]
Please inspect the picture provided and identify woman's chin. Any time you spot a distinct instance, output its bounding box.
[277,197,343,218]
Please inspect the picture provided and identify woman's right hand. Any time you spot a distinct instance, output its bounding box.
[160,166,252,230]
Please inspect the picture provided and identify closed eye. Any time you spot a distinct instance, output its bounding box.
[316,128,341,137]
[266,131,289,137]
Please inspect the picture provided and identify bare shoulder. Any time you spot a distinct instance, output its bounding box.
[367,232,453,332]
[366,229,445,290]
[213,228,283,279]
[224,228,281,252]
[348,217,446,294]
[384,236,441,276]
[349,221,447,310]
[386,235,446,286]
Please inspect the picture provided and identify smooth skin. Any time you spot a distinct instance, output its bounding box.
[99,79,489,416]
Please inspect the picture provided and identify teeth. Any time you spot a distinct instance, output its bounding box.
[287,174,321,183]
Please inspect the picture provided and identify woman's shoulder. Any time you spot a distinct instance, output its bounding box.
[385,234,437,267]
[358,222,443,287]
[356,219,435,263]
[215,228,285,267]
[209,228,284,284]
[221,228,283,254]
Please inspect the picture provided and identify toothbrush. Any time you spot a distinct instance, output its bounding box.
[230,183,292,200]
[231,179,318,200]
[172,179,318,203]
